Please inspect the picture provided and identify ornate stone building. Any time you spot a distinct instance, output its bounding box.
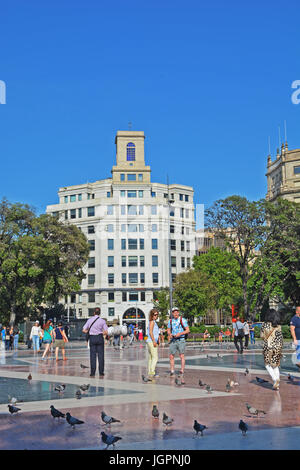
[266,143,300,202]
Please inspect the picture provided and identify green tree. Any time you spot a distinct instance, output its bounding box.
[173,270,217,324]
[153,288,170,324]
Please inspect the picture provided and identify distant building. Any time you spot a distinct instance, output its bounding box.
[266,143,300,202]
[46,130,196,331]
[195,229,226,255]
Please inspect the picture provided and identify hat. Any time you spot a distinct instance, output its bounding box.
[172,307,179,312]
[35,320,39,324]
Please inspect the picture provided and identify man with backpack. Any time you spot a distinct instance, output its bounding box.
[232,316,245,354]
[167,307,190,383]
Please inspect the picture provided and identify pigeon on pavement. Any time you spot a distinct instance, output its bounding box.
[205,385,213,394]
[175,377,182,386]
[199,380,206,387]
[101,431,122,450]
[66,412,84,429]
[162,412,174,428]
[80,364,89,369]
[50,405,65,419]
[142,374,151,383]
[256,377,268,384]
[239,419,248,436]
[8,405,21,415]
[75,390,82,399]
[288,374,295,382]
[79,384,90,391]
[245,403,266,416]
[27,373,32,381]
[54,384,66,392]
[244,368,249,376]
[226,382,232,393]
[193,420,207,436]
[101,411,121,425]
[152,405,159,419]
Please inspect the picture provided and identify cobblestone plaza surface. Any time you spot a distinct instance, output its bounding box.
[0,341,300,451]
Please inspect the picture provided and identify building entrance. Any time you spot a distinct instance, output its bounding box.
[123,308,146,335]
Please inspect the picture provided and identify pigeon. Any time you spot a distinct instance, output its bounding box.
[101,431,122,450]
[66,412,84,429]
[288,374,295,382]
[205,385,213,394]
[162,412,174,427]
[175,377,182,386]
[101,411,121,425]
[256,377,268,384]
[80,364,89,369]
[217,353,223,359]
[199,380,206,387]
[50,405,65,419]
[27,373,32,381]
[8,405,21,415]
[245,403,266,416]
[239,419,248,436]
[193,420,207,436]
[79,384,90,392]
[226,382,232,393]
[152,405,159,419]
[76,390,82,399]
[54,384,66,392]
[244,368,249,376]
[142,374,151,383]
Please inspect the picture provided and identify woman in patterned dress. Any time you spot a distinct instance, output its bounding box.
[260,309,283,390]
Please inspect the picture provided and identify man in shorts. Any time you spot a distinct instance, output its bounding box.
[290,306,300,368]
[167,307,190,383]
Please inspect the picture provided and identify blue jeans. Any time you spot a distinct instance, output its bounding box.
[32,335,40,351]
[13,334,19,349]
[250,331,255,344]
[296,340,300,363]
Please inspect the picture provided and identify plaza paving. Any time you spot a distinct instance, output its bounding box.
[0,340,300,450]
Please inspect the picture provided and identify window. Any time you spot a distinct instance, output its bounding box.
[185,209,189,218]
[151,191,156,197]
[64,196,68,203]
[88,240,95,251]
[127,174,136,181]
[152,224,157,232]
[88,257,95,268]
[181,240,185,251]
[108,307,115,317]
[70,293,76,303]
[179,194,183,201]
[139,205,144,215]
[170,225,175,234]
[107,205,114,215]
[129,273,138,284]
[170,239,176,250]
[152,255,158,267]
[138,174,143,181]
[88,292,95,302]
[128,190,137,198]
[180,208,184,218]
[186,241,190,252]
[151,205,157,215]
[294,166,300,175]
[88,274,95,285]
[78,208,82,218]
[88,206,95,217]
[171,256,176,267]
[64,210,68,220]
[187,258,191,268]
[127,142,136,161]
[121,205,126,215]
[108,273,114,285]
[120,174,125,182]
[172,273,176,283]
[88,308,95,317]
[152,239,158,249]
[88,225,95,234]
[121,239,126,250]
[139,224,144,232]
[107,224,114,232]
[108,256,114,267]
[181,257,185,268]
[141,291,145,301]
[78,294,82,303]
[139,239,144,249]
[152,273,158,284]
[140,273,145,284]
[122,273,127,285]
[122,292,127,301]
[70,209,76,219]
[128,224,138,232]
[129,292,139,302]
[87,193,95,200]
[128,205,137,215]
[70,195,76,203]
[121,224,126,232]
[52,212,59,217]
[108,292,114,302]
[107,239,114,250]
[128,239,138,250]
[140,256,145,267]
[107,192,111,198]
[170,208,175,217]
[181,226,184,235]
[120,190,126,197]
[138,190,143,198]
[128,256,138,267]
[78,194,82,201]
[121,256,126,267]
[185,195,189,202]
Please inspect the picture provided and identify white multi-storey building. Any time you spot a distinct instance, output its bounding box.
[46,130,196,331]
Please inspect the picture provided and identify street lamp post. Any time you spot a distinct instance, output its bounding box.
[167,179,174,315]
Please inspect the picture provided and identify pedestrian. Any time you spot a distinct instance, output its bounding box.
[218,330,224,343]
[290,305,300,369]
[29,321,43,352]
[128,323,135,345]
[224,328,231,342]
[1,327,5,350]
[82,307,108,377]
[260,308,283,390]
[232,316,244,354]
[159,325,165,347]
[53,321,68,362]
[4,327,11,351]
[243,321,250,349]
[249,322,255,345]
[167,307,190,382]
[146,308,160,380]
[41,320,54,360]
[12,325,19,350]
[113,323,121,349]
[138,328,144,342]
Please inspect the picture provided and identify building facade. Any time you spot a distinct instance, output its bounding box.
[46,130,196,331]
[266,143,300,202]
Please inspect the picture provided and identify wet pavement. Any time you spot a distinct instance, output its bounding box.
[0,341,300,450]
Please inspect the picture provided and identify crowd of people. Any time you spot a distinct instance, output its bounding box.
[0,325,20,350]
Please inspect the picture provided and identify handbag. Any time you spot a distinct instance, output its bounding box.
[86,316,100,342]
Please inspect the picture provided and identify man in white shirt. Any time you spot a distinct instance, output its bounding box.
[232,316,244,354]
[243,321,250,349]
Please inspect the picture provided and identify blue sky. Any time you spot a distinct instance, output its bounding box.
[1,0,300,214]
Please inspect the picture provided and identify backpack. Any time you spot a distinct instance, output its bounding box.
[171,316,188,340]
[236,322,244,338]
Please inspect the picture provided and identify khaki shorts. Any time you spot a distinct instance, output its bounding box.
[54,339,65,349]
[169,340,186,356]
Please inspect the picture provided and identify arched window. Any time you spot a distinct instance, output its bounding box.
[127,142,136,161]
